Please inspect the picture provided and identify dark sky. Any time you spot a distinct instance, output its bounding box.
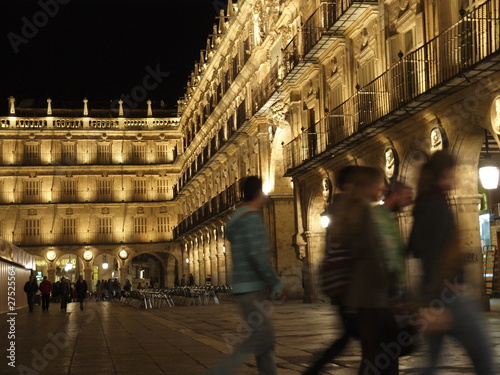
[0,0,228,110]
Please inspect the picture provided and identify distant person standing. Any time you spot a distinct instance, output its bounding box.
[206,176,288,375]
[59,277,70,312]
[24,275,38,312]
[39,276,53,312]
[75,275,88,311]
[181,274,186,286]
[408,151,495,375]
[188,273,195,286]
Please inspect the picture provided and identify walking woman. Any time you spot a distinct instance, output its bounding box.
[408,151,495,375]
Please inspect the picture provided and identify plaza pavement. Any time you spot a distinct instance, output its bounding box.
[1,297,499,375]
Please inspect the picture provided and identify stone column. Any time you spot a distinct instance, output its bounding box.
[47,268,56,283]
[450,194,489,308]
[84,267,93,293]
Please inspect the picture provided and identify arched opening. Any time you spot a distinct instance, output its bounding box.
[94,252,120,282]
[129,253,165,289]
[55,253,84,283]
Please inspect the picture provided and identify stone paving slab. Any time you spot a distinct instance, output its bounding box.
[1,298,499,374]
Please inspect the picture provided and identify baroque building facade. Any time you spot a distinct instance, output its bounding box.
[1,0,500,302]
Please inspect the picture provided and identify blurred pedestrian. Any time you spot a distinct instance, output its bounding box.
[96,280,102,301]
[373,181,413,299]
[206,176,288,375]
[75,275,88,311]
[51,281,60,303]
[107,278,114,300]
[189,273,195,286]
[331,166,398,374]
[23,275,38,312]
[304,165,359,375]
[113,279,121,299]
[181,274,187,286]
[39,276,53,312]
[407,151,495,375]
[60,277,70,312]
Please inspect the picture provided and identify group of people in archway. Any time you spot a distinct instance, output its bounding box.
[24,275,88,312]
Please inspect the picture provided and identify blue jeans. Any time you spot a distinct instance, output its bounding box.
[207,291,277,375]
[422,294,495,375]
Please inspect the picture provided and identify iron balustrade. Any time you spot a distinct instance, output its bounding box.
[173,180,245,239]
[284,0,500,173]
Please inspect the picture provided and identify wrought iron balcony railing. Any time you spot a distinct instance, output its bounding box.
[173,180,244,239]
[284,0,500,174]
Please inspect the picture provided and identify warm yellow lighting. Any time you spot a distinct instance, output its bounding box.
[119,249,129,260]
[83,249,93,261]
[320,213,330,229]
[479,166,499,189]
[46,250,56,261]
[262,181,272,195]
[102,262,109,270]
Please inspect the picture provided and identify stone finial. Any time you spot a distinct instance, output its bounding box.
[83,98,89,116]
[118,99,124,117]
[147,99,152,117]
[8,96,15,115]
[47,98,52,116]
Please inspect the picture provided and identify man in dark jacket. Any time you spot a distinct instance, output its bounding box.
[59,277,70,311]
[75,275,88,311]
[39,276,53,311]
[24,275,38,312]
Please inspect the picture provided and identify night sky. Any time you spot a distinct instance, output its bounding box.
[0,0,228,111]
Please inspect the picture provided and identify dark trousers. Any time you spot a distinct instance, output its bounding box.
[61,295,68,311]
[78,297,85,310]
[42,294,50,310]
[357,308,398,375]
[303,302,357,375]
[26,293,35,312]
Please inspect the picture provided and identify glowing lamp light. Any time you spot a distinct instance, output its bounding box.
[262,181,272,195]
[64,262,73,272]
[186,257,190,264]
[320,212,330,229]
[479,166,499,190]
[102,262,109,270]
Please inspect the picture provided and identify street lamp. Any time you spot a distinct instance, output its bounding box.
[479,130,499,190]
[320,210,330,228]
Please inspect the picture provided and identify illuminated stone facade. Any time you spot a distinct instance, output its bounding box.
[2,0,500,301]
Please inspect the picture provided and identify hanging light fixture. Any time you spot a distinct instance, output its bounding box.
[64,254,73,272]
[479,130,499,190]
[102,254,109,270]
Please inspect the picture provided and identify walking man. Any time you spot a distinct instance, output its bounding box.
[206,176,288,375]
[39,276,53,311]
[75,275,88,311]
[24,275,38,312]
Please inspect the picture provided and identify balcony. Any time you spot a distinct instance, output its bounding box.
[284,0,500,175]
[173,180,244,239]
